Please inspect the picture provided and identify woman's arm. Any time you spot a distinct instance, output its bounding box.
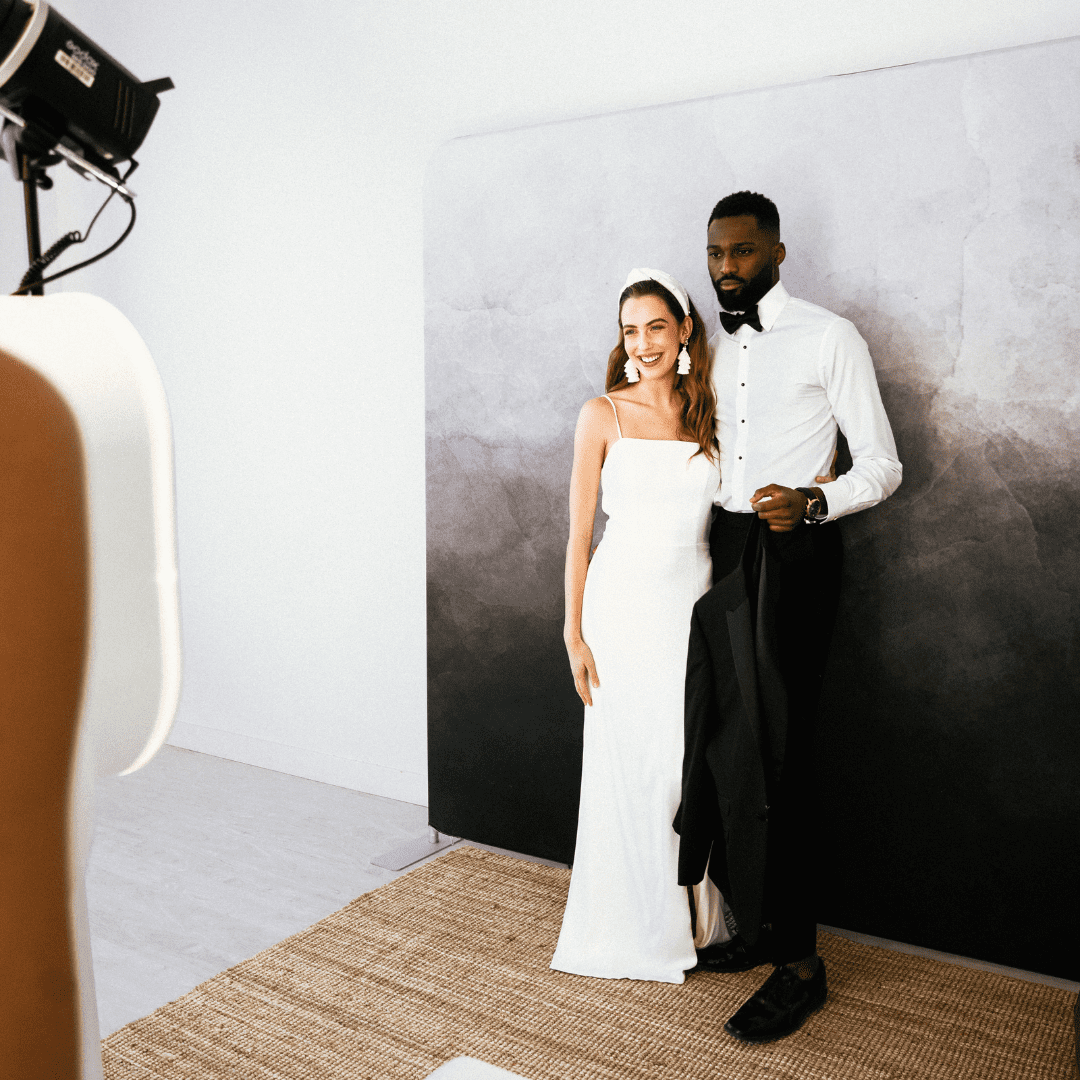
[564,398,609,706]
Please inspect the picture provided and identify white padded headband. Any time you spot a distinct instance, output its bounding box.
[622,267,690,320]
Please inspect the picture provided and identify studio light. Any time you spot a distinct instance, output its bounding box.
[0,0,173,293]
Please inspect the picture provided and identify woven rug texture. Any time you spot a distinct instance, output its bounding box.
[102,846,1078,1080]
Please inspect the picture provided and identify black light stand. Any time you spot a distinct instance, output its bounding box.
[17,145,45,295]
[1,0,171,296]
[2,103,141,296]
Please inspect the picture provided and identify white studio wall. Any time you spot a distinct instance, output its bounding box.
[2,1,1077,807]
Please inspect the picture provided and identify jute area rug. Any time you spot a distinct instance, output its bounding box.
[103,846,1077,1080]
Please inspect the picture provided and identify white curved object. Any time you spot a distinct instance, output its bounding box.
[0,292,181,777]
[425,1059,531,1079]
[0,292,180,1080]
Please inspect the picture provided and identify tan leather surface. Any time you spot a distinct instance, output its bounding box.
[0,350,89,1078]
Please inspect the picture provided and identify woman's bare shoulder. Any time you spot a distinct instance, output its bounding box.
[580,394,615,418]
[576,395,619,443]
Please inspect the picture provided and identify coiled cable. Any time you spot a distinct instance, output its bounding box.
[18,230,82,293]
[11,161,138,296]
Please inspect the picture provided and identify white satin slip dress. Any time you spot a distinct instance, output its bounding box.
[551,395,728,984]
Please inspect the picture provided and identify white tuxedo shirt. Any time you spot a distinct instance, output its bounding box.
[709,281,901,520]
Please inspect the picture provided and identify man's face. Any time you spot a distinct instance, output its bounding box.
[707,214,785,311]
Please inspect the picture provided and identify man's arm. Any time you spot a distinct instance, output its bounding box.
[748,319,901,532]
[813,317,902,519]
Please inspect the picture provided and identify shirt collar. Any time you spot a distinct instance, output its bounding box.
[755,280,789,332]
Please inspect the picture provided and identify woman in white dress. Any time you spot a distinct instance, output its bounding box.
[551,268,729,984]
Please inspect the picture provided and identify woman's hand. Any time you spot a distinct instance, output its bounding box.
[816,447,839,485]
[566,637,600,706]
[564,399,612,707]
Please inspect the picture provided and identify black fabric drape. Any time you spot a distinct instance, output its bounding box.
[675,512,841,961]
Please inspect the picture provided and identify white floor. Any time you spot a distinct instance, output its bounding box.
[87,744,565,1036]
[87,746,1077,1038]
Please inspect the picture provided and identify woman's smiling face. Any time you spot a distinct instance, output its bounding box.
[619,294,686,380]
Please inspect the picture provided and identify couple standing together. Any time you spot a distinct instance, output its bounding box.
[551,191,902,1043]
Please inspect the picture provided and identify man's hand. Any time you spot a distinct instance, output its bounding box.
[749,484,809,532]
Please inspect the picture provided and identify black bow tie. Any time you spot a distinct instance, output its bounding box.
[719,307,763,335]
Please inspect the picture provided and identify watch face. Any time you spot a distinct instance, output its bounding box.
[797,487,825,522]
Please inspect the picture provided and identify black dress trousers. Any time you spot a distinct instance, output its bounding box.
[709,507,842,964]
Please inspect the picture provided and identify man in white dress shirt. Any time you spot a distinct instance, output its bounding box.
[687,191,901,1042]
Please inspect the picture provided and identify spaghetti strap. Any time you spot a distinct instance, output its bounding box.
[602,394,623,440]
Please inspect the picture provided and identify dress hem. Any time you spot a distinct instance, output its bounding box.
[549,957,690,985]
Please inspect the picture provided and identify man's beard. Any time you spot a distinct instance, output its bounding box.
[713,261,776,311]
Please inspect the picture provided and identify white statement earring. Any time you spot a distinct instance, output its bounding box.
[677,341,691,375]
[624,358,640,383]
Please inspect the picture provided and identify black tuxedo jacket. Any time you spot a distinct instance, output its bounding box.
[674,519,814,946]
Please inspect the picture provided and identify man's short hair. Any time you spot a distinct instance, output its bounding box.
[708,191,780,236]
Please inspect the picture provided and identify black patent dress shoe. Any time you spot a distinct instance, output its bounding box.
[690,934,770,974]
[723,959,827,1043]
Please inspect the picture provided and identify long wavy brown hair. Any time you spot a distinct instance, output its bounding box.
[605,279,717,463]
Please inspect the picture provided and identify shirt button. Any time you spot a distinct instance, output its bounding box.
[743,345,747,350]
[741,419,745,423]
[741,382,745,386]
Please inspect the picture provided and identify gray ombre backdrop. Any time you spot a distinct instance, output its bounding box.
[425,37,1079,978]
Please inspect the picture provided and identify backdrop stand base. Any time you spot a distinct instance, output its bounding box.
[371,827,457,871]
